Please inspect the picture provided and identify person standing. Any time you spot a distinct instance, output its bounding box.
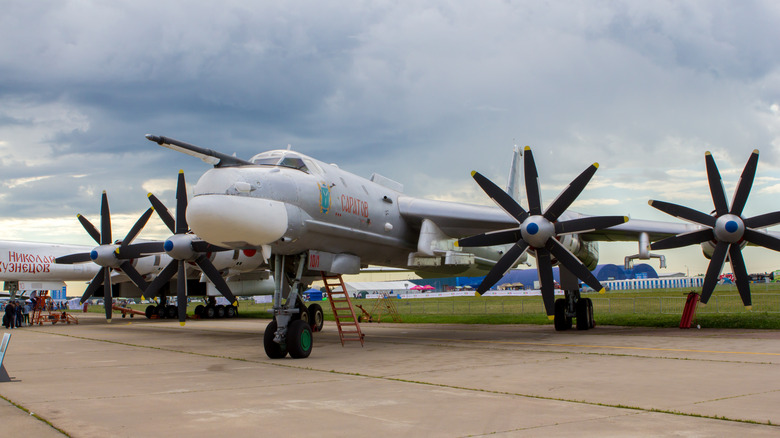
[22,301,31,326]
[4,301,16,329]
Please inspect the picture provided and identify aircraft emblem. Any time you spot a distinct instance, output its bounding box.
[318,182,331,214]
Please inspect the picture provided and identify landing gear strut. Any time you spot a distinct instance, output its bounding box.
[264,254,314,359]
[553,267,596,331]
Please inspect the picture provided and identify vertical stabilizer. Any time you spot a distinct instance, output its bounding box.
[506,145,523,203]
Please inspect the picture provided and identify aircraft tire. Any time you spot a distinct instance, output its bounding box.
[194,305,204,317]
[554,299,571,331]
[226,305,236,318]
[145,305,155,319]
[287,319,313,359]
[202,305,216,319]
[216,305,226,318]
[165,305,178,319]
[576,299,590,331]
[263,319,288,359]
[156,305,167,319]
[585,298,595,329]
[307,303,324,332]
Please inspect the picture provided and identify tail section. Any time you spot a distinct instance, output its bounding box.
[506,145,523,204]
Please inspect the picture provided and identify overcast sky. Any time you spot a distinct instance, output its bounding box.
[2,1,780,276]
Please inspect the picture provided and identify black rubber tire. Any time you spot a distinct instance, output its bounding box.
[216,305,226,318]
[576,298,590,331]
[194,305,204,317]
[166,305,178,319]
[156,305,167,319]
[226,306,236,318]
[554,299,572,331]
[287,319,313,359]
[202,305,215,319]
[145,305,155,319]
[307,303,324,332]
[263,319,288,359]
[585,298,595,329]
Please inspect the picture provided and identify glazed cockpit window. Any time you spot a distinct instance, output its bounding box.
[250,151,313,173]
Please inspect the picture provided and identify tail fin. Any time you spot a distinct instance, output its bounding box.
[506,145,523,203]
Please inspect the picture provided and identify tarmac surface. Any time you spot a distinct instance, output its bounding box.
[1,313,780,437]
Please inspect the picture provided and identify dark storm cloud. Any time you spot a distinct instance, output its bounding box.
[1,0,780,237]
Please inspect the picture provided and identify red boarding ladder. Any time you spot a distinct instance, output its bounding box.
[321,273,364,346]
[679,291,700,328]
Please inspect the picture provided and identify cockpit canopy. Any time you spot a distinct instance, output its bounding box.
[249,150,322,174]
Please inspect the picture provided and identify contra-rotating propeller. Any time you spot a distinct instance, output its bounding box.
[145,170,237,325]
[55,191,157,322]
[457,146,628,319]
[649,150,780,308]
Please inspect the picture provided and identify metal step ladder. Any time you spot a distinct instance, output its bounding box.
[321,273,364,346]
[368,293,402,323]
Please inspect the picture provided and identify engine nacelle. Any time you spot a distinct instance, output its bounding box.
[557,234,599,271]
[700,240,746,259]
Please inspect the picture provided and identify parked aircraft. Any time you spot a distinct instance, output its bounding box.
[143,134,711,359]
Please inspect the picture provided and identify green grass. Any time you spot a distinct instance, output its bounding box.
[83,283,780,329]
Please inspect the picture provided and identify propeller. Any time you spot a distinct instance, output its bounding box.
[145,170,236,325]
[55,191,155,322]
[458,146,628,319]
[649,150,780,308]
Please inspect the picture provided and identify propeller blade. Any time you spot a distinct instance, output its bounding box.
[100,191,111,245]
[103,267,113,321]
[177,260,188,325]
[191,240,230,253]
[705,152,729,216]
[730,150,759,217]
[544,163,598,222]
[457,229,523,248]
[144,261,178,299]
[55,253,93,264]
[194,255,237,304]
[648,200,716,227]
[475,241,529,294]
[742,228,780,252]
[116,241,166,259]
[471,171,528,223]
[148,193,176,233]
[77,214,101,244]
[554,215,628,235]
[728,245,752,308]
[744,211,780,229]
[80,268,106,304]
[523,147,543,215]
[546,239,604,293]
[536,248,556,318]
[649,229,714,251]
[700,241,729,304]
[119,261,148,291]
[176,170,188,234]
[120,208,154,253]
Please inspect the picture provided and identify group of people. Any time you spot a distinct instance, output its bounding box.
[3,300,32,329]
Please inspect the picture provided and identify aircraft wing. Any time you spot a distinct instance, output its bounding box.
[397,197,517,237]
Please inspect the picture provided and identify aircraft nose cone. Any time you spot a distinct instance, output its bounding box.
[187,195,289,248]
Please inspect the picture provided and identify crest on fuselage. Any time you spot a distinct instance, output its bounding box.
[318,182,331,214]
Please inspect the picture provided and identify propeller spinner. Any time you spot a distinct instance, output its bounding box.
[458,146,628,319]
[649,150,780,308]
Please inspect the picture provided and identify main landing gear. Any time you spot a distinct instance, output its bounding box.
[263,254,323,359]
[554,289,595,331]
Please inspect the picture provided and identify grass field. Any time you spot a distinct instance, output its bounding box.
[99,282,780,329]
